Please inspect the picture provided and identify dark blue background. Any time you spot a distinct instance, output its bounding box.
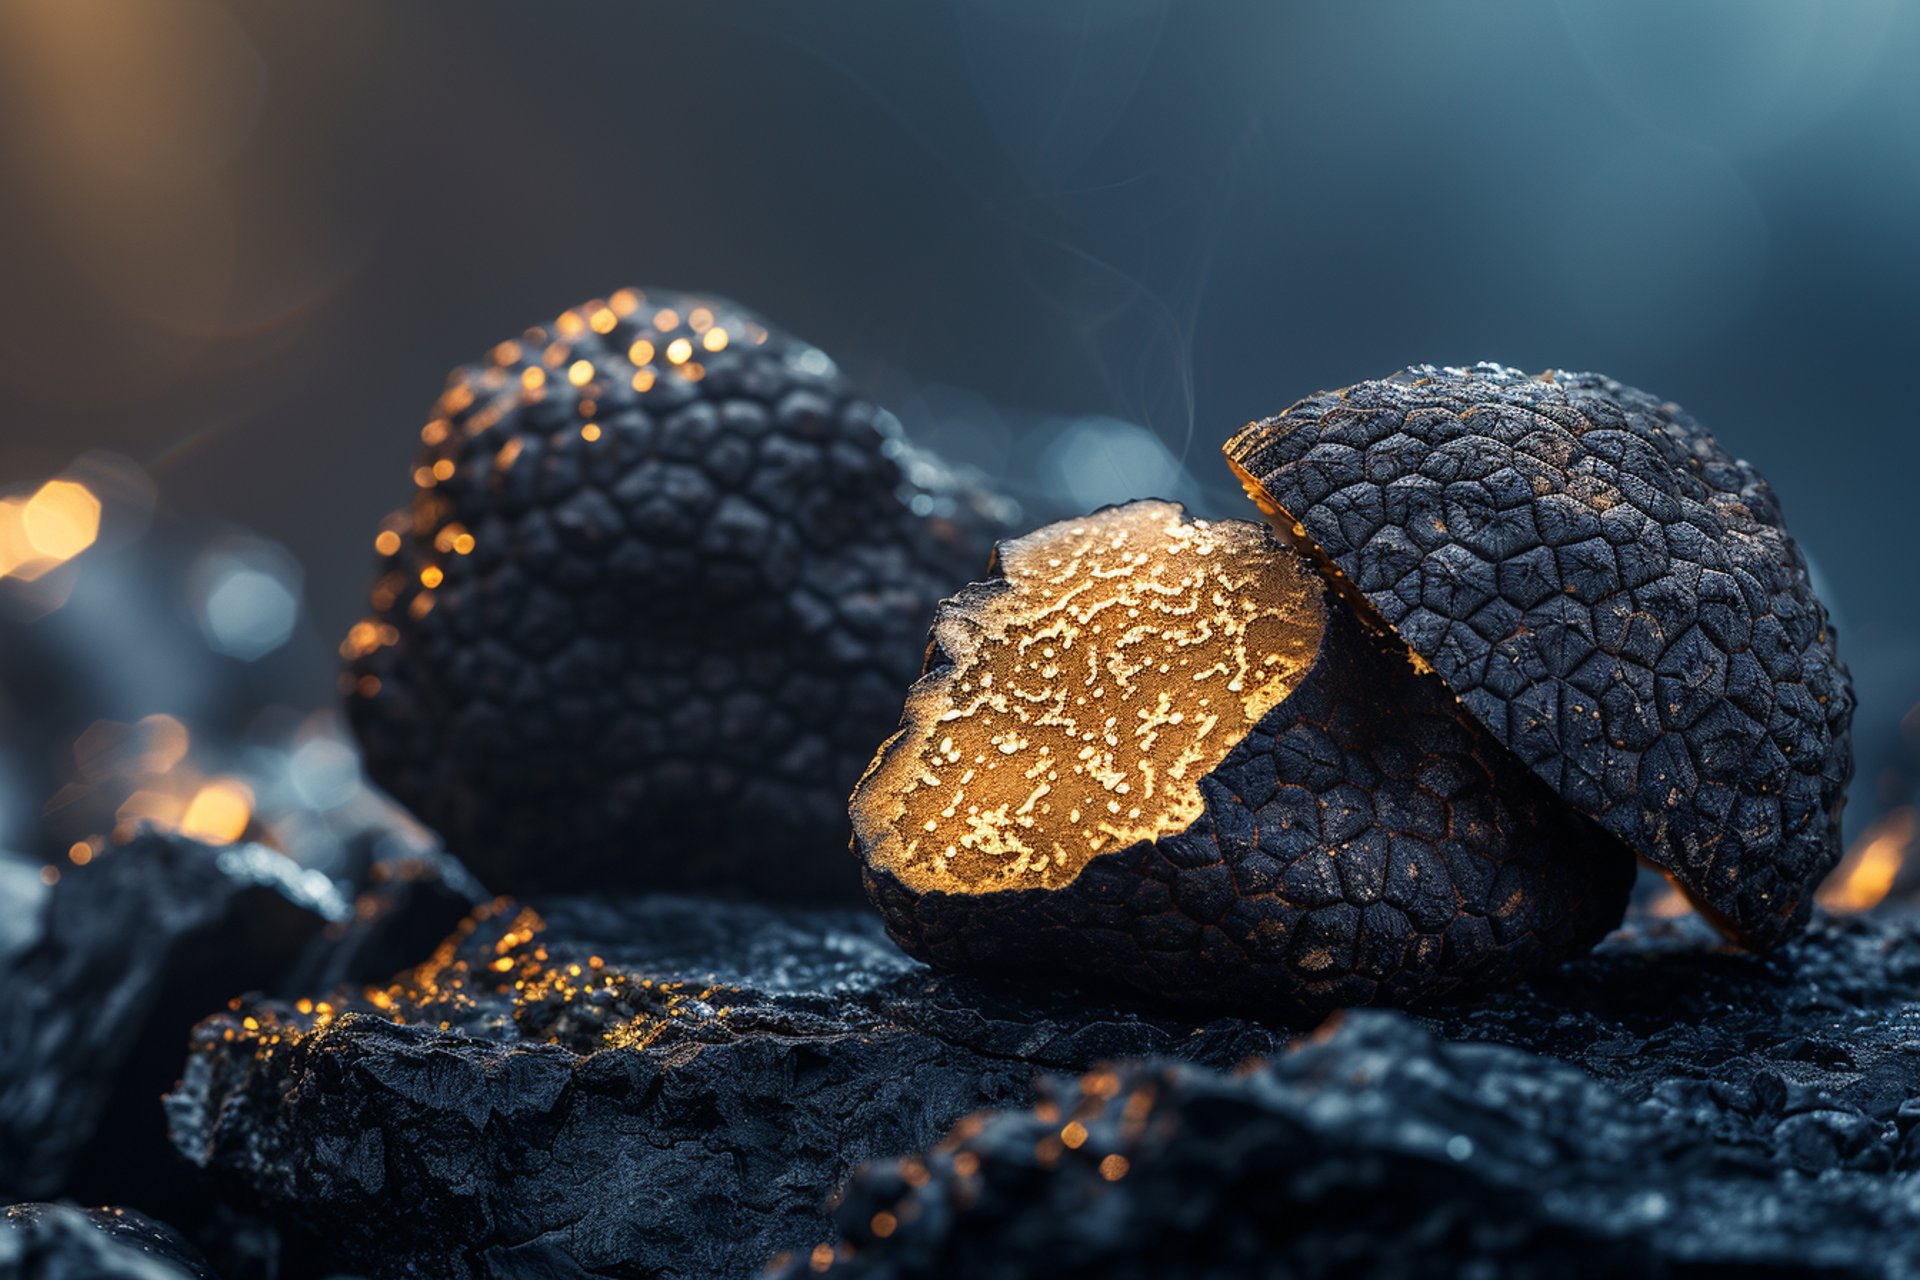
[1,1,1914,830]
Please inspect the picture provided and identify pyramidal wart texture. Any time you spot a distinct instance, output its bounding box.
[1226,364,1853,950]
[343,287,1011,901]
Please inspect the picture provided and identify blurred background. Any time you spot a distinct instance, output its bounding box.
[0,0,1915,903]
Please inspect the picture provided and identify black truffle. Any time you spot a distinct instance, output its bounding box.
[853,500,1631,1019]
[1225,364,1853,949]
[342,288,1010,900]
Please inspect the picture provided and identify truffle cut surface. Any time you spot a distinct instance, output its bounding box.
[864,501,1325,893]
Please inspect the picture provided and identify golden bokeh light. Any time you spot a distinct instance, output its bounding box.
[26,480,103,559]
[1818,807,1915,914]
[0,480,100,580]
[178,777,254,844]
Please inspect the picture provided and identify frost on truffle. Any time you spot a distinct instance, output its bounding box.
[853,500,1631,1019]
[342,288,1011,899]
[1225,364,1853,949]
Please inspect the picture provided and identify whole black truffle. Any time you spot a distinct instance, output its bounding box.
[343,288,1010,899]
[1225,365,1853,949]
[852,500,1631,1019]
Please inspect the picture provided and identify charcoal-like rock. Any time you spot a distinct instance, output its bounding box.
[0,1203,214,1280]
[166,895,1285,1279]
[1225,364,1854,949]
[0,833,348,1208]
[1419,911,1920,1178]
[780,912,1920,1278]
[343,287,1013,901]
[283,842,486,994]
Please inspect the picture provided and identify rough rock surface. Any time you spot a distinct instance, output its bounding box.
[284,841,485,995]
[1225,364,1853,949]
[861,504,1632,1018]
[344,287,1011,901]
[778,912,1920,1279]
[0,1203,215,1280]
[167,895,1287,1279]
[0,833,347,1207]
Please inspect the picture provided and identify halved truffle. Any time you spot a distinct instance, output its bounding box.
[1225,364,1853,949]
[343,288,1010,899]
[853,500,1631,1018]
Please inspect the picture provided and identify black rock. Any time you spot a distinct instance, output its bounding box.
[0,833,349,1210]
[777,912,1920,1278]
[1418,911,1920,1178]
[166,894,1286,1278]
[284,841,486,995]
[343,287,1014,901]
[0,1203,215,1280]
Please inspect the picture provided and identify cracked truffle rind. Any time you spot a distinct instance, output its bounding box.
[855,501,1632,1020]
[1225,364,1853,950]
[343,288,1010,900]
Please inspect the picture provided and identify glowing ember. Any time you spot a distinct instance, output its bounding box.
[178,777,254,844]
[1817,807,1915,914]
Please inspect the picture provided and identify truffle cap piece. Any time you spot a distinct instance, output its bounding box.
[1226,364,1853,949]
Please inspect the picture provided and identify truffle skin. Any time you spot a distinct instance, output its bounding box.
[343,288,1009,900]
[165,895,1287,1280]
[855,501,1632,1021]
[1225,364,1853,949]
